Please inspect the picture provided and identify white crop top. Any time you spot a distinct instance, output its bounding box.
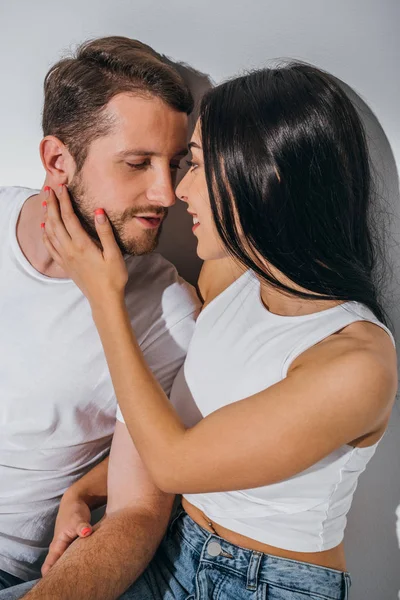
[170,270,395,552]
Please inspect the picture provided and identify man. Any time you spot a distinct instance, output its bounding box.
[0,36,199,599]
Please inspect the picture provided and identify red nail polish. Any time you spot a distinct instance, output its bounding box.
[81,527,91,536]
[42,201,47,208]
[41,222,45,229]
[94,209,105,215]
[43,186,50,192]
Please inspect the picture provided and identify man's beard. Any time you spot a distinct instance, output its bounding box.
[67,175,167,256]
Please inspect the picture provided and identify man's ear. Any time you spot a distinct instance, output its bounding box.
[40,136,75,184]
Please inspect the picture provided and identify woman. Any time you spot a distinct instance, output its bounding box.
[41,63,397,599]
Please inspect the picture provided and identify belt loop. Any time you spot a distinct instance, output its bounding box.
[168,506,185,533]
[344,573,352,599]
[246,551,262,591]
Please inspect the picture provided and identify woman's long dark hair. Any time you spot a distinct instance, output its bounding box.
[200,63,387,324]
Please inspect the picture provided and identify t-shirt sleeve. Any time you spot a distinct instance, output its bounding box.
[115,308,198,423]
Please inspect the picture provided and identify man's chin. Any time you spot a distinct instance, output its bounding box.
[118,226,163,256]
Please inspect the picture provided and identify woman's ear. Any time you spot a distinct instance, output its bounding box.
[40,136,74,184]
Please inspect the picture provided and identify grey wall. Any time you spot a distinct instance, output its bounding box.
[1,1,399,598]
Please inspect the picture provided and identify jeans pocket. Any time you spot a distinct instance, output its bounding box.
[265,584,332,600]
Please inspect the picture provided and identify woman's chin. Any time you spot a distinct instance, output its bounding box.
[196,242,228,262]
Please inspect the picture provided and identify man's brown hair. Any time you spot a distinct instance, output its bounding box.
[42,36,193,170]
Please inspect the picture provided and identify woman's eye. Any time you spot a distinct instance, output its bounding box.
[186,160,198,172]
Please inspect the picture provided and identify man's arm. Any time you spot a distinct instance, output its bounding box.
[22,421,174,600]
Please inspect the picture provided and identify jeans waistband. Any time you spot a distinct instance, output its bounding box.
[171,508,351,600]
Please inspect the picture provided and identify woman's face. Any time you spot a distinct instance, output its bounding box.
[176,122,227,261]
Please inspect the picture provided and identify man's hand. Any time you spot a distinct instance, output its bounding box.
[42,493,93,576]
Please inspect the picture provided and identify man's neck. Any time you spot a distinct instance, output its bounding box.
[16,192,69,279]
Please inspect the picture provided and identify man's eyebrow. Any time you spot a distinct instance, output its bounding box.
[188,141,202,150]
[116,148,188,158]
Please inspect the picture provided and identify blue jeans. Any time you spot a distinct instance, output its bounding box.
[0,572,25,593]
[0,509,351,599]
[121,508,352,599]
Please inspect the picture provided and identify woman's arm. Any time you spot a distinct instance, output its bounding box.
[91,299,397,493]
[42,185,398,495]
[63,455,109,510]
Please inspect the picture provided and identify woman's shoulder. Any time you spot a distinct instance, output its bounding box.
[290,318,397,443]
[328,319,396,374]
[293,310,396,373]
[198,257,246,308]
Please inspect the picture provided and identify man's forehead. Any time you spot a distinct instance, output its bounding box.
[104,93,188,155]
[106,92,186,126]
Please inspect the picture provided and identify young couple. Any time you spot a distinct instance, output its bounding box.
[0,36,397,600]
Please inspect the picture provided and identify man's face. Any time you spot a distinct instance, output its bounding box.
[68,93,188,255]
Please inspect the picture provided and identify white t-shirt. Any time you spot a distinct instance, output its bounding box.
[0,186,200,581]
[171,270,394,552]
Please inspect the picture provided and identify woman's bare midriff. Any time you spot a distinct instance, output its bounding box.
[182,497,347,571]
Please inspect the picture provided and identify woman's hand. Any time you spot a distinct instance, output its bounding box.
[41,184,128,308]
[41,493,93,576]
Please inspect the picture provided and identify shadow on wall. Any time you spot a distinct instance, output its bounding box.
[338,80,400,600]
[158,58,214,285]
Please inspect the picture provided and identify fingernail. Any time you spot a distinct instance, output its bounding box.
[42,200,47,212]
[95,208,106,224]
[41,222,45,229]
[43,186,50,198]
[81,527,91,536]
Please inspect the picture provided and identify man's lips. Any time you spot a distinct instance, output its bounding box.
[134,216,163,229]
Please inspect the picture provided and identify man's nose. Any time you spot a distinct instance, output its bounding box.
[146,172,176,208]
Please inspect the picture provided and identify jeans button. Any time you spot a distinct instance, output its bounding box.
[207,541,222,557]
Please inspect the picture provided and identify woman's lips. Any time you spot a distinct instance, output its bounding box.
[191,214,200,233]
